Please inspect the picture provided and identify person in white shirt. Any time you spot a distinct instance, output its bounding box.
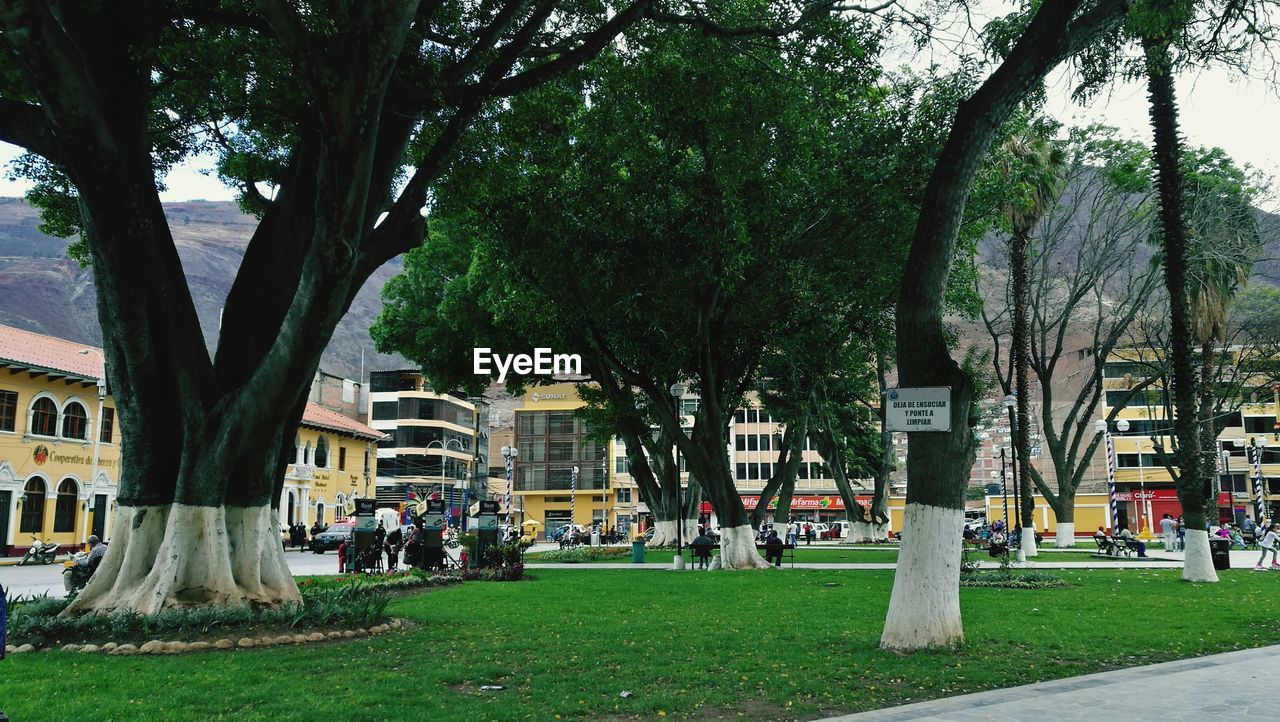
[1159,514,1176,551]
[1255,524,1280,571]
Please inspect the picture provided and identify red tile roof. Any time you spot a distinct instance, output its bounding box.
[0,325,383,441]
[302,402,386,441]
[0,324,103,380]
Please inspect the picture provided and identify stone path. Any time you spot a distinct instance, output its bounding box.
[820,644,1275,721]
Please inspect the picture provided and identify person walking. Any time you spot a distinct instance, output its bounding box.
[786,520,799,546]
[1176,515,1186,551]
[1159,514,1175,551]
[1255,523,1280,571]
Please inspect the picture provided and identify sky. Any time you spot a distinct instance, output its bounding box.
[0,25,1276,204]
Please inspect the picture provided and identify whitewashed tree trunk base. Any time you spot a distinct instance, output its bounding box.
[871,523,890,541]
[62,504,300,617]
[1054,522,1075,548]
[881,503,964,651]
[716,525,769,569]
[1181,529,1219,583]
[647,519,699,548]
[1020,527,1038,557]
[850,521,875,543]
[772,521,789,539]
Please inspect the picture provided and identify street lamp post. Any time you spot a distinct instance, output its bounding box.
[501,446,519,529]
[670,382,686,571]
[78,348,107,544]
[1250,437,1268,525]
[429,437,466,529]
[993,447,1009,535]
[1094,420,1119,533]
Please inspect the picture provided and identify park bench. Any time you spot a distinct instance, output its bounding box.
[687,543,796,568]
[1093,536,1140,557]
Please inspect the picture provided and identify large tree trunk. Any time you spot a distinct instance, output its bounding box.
[882,0,1131,650]
[1054,489,1076,548]
[686,421,768,570]
[1011,228,1038,557]
[1199,340,1220,520]
[1145,37,1216,583]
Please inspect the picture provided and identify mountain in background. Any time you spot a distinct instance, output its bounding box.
[0,198,410,380]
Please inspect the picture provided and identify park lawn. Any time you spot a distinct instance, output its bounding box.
[3,568,1278,721]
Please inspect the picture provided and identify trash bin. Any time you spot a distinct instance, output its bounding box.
[591,530,601,546]
[631,540,645,563]
[1210,537,1231,570]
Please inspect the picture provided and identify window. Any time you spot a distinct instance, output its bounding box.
[371,401,399,420]
[1103,362,1147,378]
[746,408,759,423]
[748,463,759,480]
[734,410,745,424]
[303,442,312,466]
[62,401,88,440]
[338,446,347,471]
[549,439,575,461]
[1244,417,1275,434]
[616,488,632,503]
[747,435,758,451]
[314,436,330,467]
[517,411,547,435]
[548,412,576,435]
[736,463,747,480]
[30,397,57,437]
[100,407,114,443]
[761,463,773,479]
[797,463,809,480]
[54,479,77,532]
[759,434,771,451]
[20,478,45,533]
[0,389,15,432]
[735,435,746,451]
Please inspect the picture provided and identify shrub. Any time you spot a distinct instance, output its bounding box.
[3,574,459,647]
[530,546,628,563]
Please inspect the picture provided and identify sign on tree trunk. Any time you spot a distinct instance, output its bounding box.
[885,388,952,432]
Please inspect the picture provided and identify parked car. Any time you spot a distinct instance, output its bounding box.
[311,521,356,552]
[820,522,845,540]
[808,523,830,540]
[827,521,851,539]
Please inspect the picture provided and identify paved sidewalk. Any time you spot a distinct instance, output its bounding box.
[821,644,1274,721]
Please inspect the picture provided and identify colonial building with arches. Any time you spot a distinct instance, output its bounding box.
[0,324,384,556]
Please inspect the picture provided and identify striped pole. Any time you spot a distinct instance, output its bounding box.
[1251,440,1267,525]
[570,466,578,538]
[1000,447,1009,533]
[504,455,514,528]
[1105,430,1118,531]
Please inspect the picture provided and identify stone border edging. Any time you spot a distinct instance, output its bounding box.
[4,618,407,656]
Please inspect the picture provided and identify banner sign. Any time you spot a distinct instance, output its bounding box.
[1114,490,1229,503]
[741,495,872,511]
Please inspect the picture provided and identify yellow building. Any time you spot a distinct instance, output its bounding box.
[0,324,384,555]
[282,403,386,529]
[1102,350,1280,527]
[0,325,119,555]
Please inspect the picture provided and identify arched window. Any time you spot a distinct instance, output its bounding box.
[62,401,88,440]
[335,493,346,520]
[54,478,78,532]
[315,436,329,468]
[30,397,58,437]
[315,502,325,525]
[19,478,46,533]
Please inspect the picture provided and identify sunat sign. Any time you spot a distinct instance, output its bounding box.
[885,387,951,432]
[473,347,582,383]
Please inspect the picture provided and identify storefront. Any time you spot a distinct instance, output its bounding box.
[741,494,873,524]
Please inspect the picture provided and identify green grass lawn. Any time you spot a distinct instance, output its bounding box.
[3,568,1278,721]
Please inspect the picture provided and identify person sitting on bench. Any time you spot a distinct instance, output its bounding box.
[1116,524,1147,557]
[763,529,784,568]
[692,528,715,570]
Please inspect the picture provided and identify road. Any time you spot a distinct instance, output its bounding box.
[0,549,348,600]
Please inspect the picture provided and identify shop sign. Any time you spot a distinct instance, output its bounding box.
[741,495,872,511]
[1115,489,1230,504]
[885,387,951,432]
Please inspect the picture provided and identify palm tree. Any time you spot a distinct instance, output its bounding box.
[1144,35,1216,582]
[1185,163,1259,512]
[999,129,1067,556]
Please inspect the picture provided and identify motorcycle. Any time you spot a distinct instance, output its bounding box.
[18,536,60,565]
